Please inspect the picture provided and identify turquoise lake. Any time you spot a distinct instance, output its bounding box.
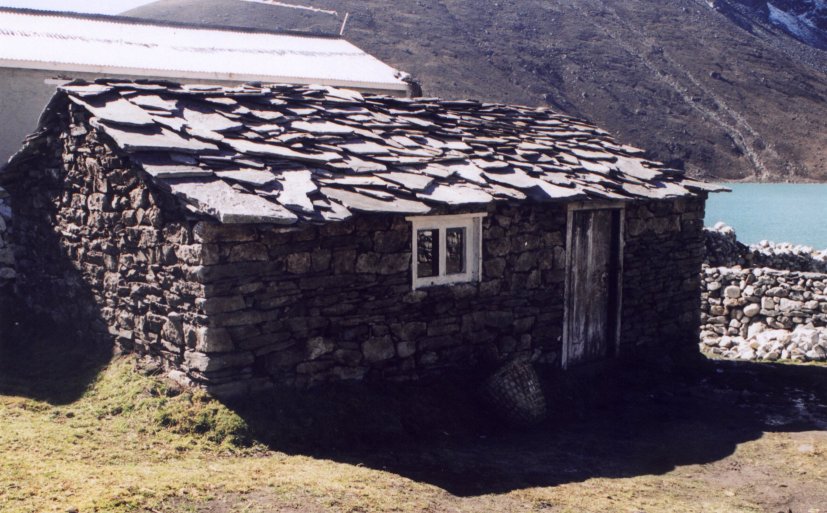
[704,183,827,250]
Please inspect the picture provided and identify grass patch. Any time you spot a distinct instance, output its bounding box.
[1,350,827,513]
[0,357,258,512]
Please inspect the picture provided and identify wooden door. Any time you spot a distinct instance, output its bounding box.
[564,208,621,367]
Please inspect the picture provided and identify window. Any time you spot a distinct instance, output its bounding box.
[407,213,486,289]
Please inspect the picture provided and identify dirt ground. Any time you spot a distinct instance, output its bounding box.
[184,358,827,513]
[1,319,826,513]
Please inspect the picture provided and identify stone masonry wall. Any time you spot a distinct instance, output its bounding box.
[188,197,706,394]
[700,266,827,362]
[0,186,13,322]
[186,203,569,393]
[621,196,707,353]
[5,103,207,374]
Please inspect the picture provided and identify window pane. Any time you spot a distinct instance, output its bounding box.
[446,227,466,275]
[417,229,439,278]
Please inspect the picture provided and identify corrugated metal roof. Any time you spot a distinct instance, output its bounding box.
[0,8,410,93]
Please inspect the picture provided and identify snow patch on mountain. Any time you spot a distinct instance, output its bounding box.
[767,2,825,44]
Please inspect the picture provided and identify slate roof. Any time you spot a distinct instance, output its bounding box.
[6,80,725,225]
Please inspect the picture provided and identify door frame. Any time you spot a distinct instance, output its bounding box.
[562,201,626,369]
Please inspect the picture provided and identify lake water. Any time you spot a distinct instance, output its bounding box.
[704,183,827,250]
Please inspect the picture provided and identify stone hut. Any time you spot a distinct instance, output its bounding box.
[0,80,722,394]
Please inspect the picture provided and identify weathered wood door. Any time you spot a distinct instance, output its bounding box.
[564,208,621,367]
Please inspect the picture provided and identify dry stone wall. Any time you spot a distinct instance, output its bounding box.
[701,266,827,362]
[0,186,13,319]
[188,203,569,394]
[4,103,207,374]
[190,197,706,394]
[706,223,827,272]
[621,197,707,353]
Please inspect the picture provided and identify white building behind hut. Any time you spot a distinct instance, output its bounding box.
[0,7,412,165]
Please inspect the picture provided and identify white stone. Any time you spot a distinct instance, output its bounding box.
[778,298,804,313]
[724,285,741,299]
[747,322,767,340]
[765,351,781,361]
[738,348,756,361]
[761,297,776,310]
[806,346,827,361]
[791,326,820,348]
[700,330,716,340]
[743,303,760,318]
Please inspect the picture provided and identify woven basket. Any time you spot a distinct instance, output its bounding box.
[482,359,547,425]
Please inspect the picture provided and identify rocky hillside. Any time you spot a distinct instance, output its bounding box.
[124,0,827,181]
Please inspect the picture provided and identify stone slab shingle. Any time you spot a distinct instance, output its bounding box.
[9,79,723,226]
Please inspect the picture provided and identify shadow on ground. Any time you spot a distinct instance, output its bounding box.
[224,354,827,497]
[0,306,114,405]
[2,309,826,497]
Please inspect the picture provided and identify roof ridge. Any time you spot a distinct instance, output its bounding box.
[0,6,345,40]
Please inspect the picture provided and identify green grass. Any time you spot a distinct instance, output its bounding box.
[1,352,826,513]
[0,358,257,512]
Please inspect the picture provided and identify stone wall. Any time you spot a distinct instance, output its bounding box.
[4,102,207,374]
[188,197,707,394]
[187,203,569,393]
[621,197,707,353]
[700,266,827,362]
[706,223,827,273]
[0,186,13,322]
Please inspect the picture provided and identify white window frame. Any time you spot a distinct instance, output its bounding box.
[406,213,486,290]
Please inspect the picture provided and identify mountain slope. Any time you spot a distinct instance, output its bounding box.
[725,0,827,49]
[125,0,827,181]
